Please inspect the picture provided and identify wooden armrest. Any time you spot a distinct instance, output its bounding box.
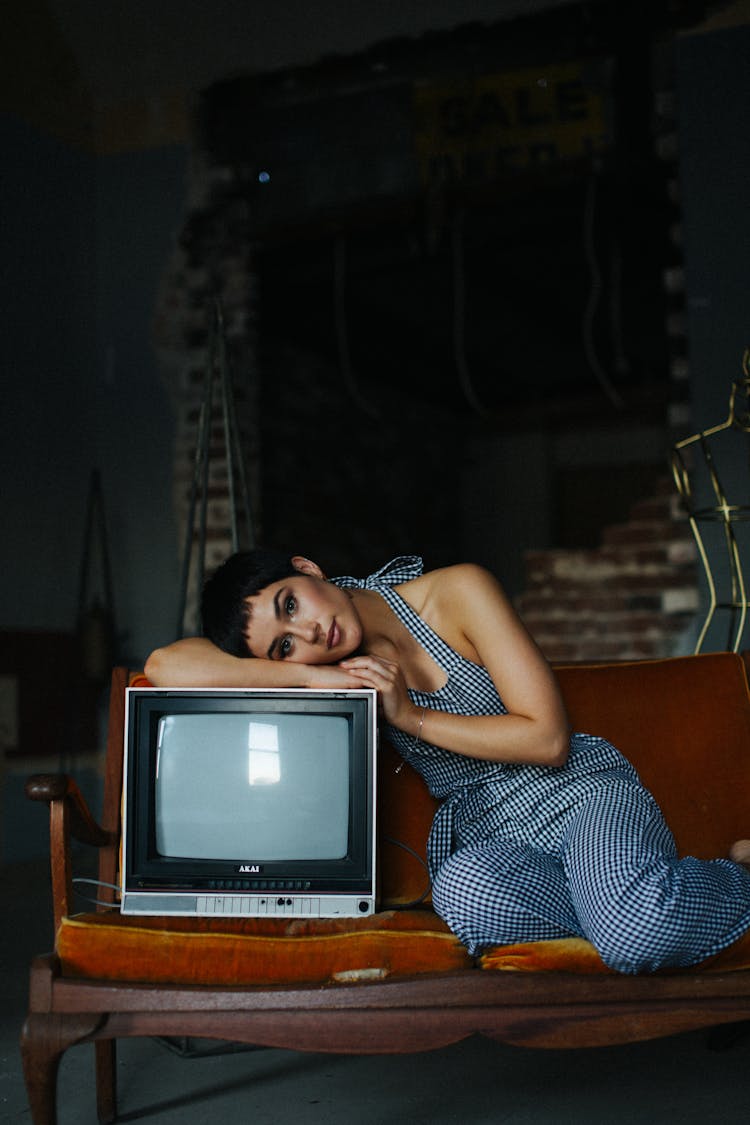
[25,773,118,930]
[26,774,113,847]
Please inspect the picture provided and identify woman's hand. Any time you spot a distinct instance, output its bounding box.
[338,653,420,733]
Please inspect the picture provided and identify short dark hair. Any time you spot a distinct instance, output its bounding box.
[201,549,300,657]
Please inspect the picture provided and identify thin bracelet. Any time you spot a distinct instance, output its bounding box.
[415,706,426,742]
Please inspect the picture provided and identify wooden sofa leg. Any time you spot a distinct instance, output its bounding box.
[95,1039,117,1124]
[21,1012,108,1125]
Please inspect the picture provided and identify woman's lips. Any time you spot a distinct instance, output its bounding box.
[327,620,340,649]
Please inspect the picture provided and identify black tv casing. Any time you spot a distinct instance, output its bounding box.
[121,687,378,918]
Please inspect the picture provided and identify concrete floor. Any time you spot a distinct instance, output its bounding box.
[3,856,750,1124]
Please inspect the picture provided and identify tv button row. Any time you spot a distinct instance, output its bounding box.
[197,895,321,916]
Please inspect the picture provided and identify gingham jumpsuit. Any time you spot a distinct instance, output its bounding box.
[334,556,750,974]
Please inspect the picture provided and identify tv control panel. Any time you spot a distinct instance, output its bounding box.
[197,894,374,916]
[122,891,376,917]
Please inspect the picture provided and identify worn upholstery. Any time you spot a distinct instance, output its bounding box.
[479,929,750,974]
[56,908,471,985]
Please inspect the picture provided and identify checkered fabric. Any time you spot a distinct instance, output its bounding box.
[334,558,750,974]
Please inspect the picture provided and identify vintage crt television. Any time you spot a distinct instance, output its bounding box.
[121,686,378,918]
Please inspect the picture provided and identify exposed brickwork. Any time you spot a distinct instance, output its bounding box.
[517,480,699,662]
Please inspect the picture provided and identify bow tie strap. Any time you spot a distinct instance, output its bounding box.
[333,555,424,591]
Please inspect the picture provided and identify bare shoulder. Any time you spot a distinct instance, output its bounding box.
[400,562,566,734]
[398,561,504,606]
[417,562,507,609]
[397,563,509,661]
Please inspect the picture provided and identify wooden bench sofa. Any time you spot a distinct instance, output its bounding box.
[21,652,750,1123]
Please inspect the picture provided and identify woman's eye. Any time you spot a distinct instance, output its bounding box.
[280,635,293,658]
[284,596,297,617]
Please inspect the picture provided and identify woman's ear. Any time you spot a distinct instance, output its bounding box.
[291,555,326,579]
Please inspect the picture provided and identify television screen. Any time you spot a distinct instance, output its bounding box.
[155,712,350,860]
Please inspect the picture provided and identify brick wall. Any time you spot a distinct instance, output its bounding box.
[518,478,699,663]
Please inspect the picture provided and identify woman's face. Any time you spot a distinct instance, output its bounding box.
[242,563,362,664]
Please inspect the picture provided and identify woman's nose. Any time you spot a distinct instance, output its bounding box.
[295,621,320,644]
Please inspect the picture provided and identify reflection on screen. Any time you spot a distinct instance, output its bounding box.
[155,713,349,860]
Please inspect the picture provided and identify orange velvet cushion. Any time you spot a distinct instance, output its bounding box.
[56,908,472,986]
[479,928,750,974]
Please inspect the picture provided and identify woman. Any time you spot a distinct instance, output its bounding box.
[146,550,750,974]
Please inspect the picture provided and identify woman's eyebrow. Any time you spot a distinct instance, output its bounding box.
[266,588,285,659]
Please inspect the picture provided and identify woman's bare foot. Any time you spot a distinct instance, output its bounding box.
[729,839,750,870]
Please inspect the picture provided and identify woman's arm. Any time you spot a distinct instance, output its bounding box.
[144,637,365,691]
[341,564,570,767]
